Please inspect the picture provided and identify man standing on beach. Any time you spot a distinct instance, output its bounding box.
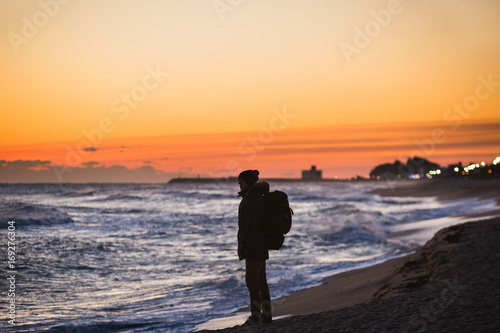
[237,169,272,325]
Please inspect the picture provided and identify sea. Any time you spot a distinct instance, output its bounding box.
[0,181,497,333]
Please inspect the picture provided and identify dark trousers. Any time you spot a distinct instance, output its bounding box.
[245,259,272,320]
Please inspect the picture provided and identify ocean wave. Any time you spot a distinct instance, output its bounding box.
[319,203,360,214]
[200,192,236,199]
[0,202,74,227]
[343,196,370,203]
[60,188,96,197]
[213,275,246,290]
[316,221,384,245]
[97,207,149,214]
[96,193,145,201]
[155,189,236,200]
[4,182,468,333]
[381,199,420,205]
[291,194,326,201]
[48,320,163,333]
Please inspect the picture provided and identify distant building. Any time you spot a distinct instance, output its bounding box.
[302,165,322,180]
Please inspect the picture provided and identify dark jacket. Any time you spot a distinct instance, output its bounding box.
[237,184,269,261]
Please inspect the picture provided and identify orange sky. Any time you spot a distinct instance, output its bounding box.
[1,1,500,181]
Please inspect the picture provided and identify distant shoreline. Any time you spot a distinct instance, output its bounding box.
[168,177,342,183]
[168,177,362,184]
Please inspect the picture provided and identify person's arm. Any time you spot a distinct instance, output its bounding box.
[245,192,264,239]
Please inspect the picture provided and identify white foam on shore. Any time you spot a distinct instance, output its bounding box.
[195,314,292,331]
[388,210,500,246]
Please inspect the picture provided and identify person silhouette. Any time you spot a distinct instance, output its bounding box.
[237,169,272,325]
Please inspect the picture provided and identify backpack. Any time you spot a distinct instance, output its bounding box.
[255,182,294,250]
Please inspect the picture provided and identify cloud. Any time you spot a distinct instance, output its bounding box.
[82,161,100,168]
[0,160,183,183]
[0,159,51,170]
[83,147,98,152]
[143,160,153,164]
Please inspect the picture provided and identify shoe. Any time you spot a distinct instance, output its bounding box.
[242,315,261,326]
[261,314,272,324]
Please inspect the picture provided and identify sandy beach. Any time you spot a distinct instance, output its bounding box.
[197,180,500,332]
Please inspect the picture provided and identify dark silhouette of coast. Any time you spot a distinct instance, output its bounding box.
[168,177,348,184]
[169,155,500,184]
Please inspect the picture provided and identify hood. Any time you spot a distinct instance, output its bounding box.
[254,181,270,194]
[238,181,270,197]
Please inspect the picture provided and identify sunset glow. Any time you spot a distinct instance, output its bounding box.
[1,0,500,181]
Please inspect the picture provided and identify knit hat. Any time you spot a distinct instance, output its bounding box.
[238,169,259,185]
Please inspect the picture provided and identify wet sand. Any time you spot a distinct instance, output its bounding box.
[197,179,500,332]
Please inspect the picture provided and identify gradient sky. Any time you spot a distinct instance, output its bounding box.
[1,0,500,181]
